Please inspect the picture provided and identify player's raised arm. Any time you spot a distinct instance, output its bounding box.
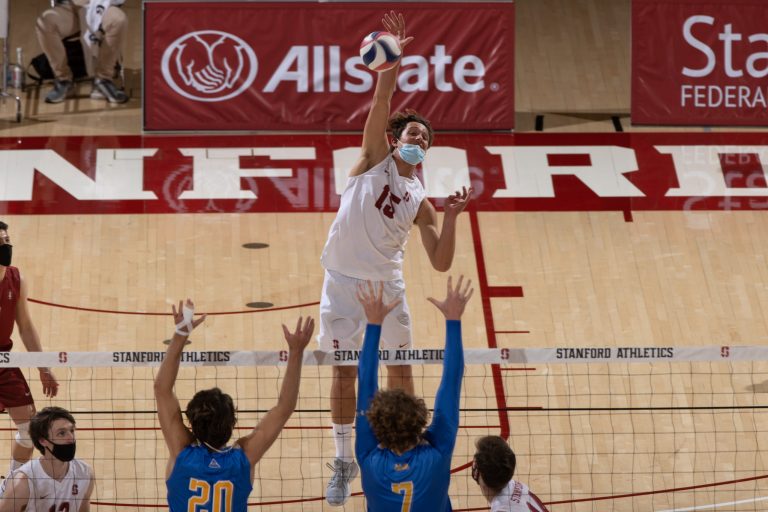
[238,316,313,472]
[424,275,473,454]
[355,282,402,460]
[154,300,206,461]
[351,11,414,176]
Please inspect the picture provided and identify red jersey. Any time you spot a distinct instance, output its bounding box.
[0,266,20,351]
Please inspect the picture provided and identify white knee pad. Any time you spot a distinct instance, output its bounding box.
[14,422,33,449]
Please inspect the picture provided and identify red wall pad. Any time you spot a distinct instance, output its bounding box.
[632,0,768,126]
[143,1,514,131]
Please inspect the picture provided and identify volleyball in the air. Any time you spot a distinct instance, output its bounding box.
[359,31,402,72]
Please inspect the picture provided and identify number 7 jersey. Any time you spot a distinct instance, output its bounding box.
[321,154,427,281]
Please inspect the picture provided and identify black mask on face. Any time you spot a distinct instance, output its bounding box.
[0,244,11,267]
[46,440,76,462]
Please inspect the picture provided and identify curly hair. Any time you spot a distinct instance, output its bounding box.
[30,406,76,455]
[185,387,237,449]
[388,109,434,148]
[474,436,516,493]
[366,389,429,453]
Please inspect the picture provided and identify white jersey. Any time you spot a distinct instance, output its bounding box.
[1,458,92,512]
[491,479,549,512]
[321,154,427,281]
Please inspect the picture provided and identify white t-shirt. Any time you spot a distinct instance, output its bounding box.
[1,458,92,512]
[321,154,426,281]
[491,479,549,512]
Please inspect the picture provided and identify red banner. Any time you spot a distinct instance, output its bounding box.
[143,1,514,131]
[632,0,768,126]
[2,133,768,215]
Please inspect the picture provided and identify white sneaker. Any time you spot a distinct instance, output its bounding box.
[325,458,359,506]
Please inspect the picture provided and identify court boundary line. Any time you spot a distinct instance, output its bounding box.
[27,298,319,315]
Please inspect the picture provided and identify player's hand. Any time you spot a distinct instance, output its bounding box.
[428,275,474,321]
[282,316,315,353]
[356,281,401,325]
[39,368,59,398]
[444,186,473,218]
[382,11,414,50]
[171,299,207,336]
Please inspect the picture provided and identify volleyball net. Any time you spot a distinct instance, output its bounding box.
[3,347,768,511]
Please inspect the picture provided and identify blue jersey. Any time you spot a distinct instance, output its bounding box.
[356,321,464,512]
[166,443,253,512]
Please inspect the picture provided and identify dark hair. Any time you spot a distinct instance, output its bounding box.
[366,389,429,453]
[0,221,8,231]
[474,436,516,493]
[388,109,434,148]
[30,406,76,455]
[185,387,237,449]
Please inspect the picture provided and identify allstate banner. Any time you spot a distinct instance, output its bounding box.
[143,1,514,131]
[632,0,768,126]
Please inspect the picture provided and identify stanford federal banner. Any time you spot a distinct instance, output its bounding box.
[631,0,768,126]
[143,1,514,131]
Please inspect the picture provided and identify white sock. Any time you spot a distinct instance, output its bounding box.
[332,423,354,463]
[9,459,23,474]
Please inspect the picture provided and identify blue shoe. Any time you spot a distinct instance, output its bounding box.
[45,80,74,103]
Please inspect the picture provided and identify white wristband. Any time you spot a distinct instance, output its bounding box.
[175,303,195,336]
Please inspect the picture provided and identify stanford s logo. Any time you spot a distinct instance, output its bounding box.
[161,30,258,102]
[72,483,79,495]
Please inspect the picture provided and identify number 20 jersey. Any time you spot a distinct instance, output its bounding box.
[166,444,252,512]
[321,154,427,282]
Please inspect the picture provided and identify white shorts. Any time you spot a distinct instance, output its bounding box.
[317,269,413,351]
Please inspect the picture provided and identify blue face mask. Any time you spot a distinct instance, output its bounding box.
[398,143,426,165]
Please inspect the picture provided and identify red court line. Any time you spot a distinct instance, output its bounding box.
[91,503,167,509]
[487,286,524,297]
[545,473,768,505]
[27,298,319,315]
[451,473,768,511]
[92,472,768,509]
[468,210,511,439]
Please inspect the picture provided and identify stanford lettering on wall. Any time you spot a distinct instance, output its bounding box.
[1,133,768,215]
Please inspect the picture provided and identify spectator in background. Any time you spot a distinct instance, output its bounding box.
[35,0,129,104]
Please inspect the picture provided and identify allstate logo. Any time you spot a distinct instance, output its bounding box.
[161,30,258,102]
